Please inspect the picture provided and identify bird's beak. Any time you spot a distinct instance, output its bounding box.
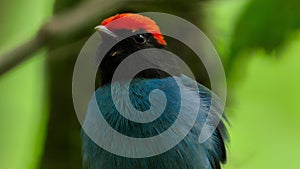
[95,25,118,39]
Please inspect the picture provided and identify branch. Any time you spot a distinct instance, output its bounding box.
[0,0,124,76]
[0,34,45,75]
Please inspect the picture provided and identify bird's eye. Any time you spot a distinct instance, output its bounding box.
[133,34,147,45]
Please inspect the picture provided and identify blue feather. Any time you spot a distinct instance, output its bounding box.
[82,75,227,169]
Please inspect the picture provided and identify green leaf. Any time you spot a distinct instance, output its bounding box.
[229,0,300,64]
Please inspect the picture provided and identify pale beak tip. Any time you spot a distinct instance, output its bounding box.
[94,25,118,38]
[94,25,103,31]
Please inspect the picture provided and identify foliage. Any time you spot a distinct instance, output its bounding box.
[228,0,300,68]
[0,0,53,169]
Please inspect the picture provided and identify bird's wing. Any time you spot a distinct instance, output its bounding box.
[179,74,228,169]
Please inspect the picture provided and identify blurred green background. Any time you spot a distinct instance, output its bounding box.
[0,0,300,169]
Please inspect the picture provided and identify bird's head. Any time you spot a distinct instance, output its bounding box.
[95,13,178,86]
[96,13,167,47]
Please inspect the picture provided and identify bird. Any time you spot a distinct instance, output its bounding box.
[81,13,228,169]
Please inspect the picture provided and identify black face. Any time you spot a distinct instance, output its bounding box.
[97,29,179,86]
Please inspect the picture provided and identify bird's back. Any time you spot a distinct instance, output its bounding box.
[82,75,227,169]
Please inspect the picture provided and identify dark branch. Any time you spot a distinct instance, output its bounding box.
[0,34,46,75]
[0,0,124,76]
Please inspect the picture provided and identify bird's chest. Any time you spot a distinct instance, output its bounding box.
[95,78,182,138]
[82,78,210,169]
